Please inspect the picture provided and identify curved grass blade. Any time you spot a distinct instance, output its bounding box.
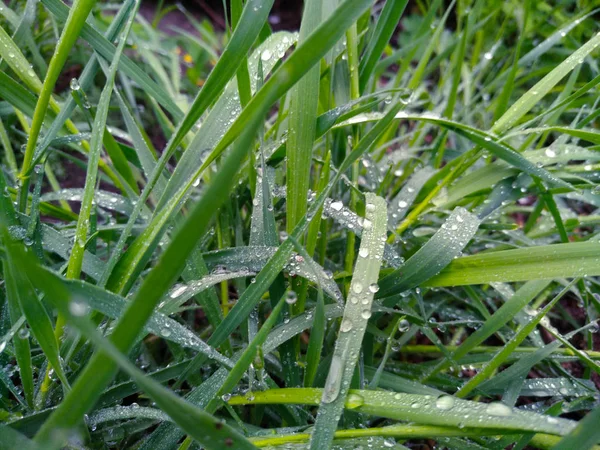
[377,207,481,299]
[310,193,387,449]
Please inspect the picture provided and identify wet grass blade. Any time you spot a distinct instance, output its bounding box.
[310,193,387,449]
[231,388,576,437]
[377,207,480,299]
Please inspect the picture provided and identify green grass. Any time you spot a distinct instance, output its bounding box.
[1,0,600,449]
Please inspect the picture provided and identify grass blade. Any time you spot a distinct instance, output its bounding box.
[310,193,387,449]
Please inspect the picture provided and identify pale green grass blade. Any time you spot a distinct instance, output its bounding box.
[310,193,387,449]
[377,207,481,299]
[426,242,600,286]
[492,31,600,134]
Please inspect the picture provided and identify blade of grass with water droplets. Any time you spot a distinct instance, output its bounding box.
[310,193,387,449]
[377,207,481,299]
[231,388,576,437]
[64,0,138,284]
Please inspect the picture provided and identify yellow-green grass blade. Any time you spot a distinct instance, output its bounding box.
[230,388,576,437]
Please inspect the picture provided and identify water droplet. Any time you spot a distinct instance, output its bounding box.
[70,78,80,91]
[353,283,363,294]
[340,319,353,332]
[368,283,379,293]
[69,299,90,316]
[486,402,512,416]
[398,319,410,332]
[170,285,187,298]
[160,327,172,337]
[545,148,556,158]
[435,395,455,410]
[18,328,30,339]
[361,310,372,319]
[331,201,343,211]
[261,49,272,61]
[286,291,298,305]
[359,248,369,258]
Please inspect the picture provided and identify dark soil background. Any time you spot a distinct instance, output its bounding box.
[139,0,304,33]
